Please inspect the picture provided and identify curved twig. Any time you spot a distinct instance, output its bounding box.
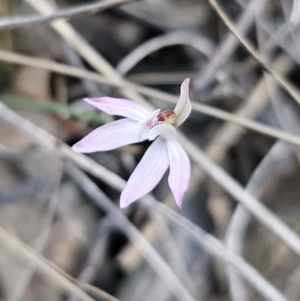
[226,141,296,301]
[116,30,215,75]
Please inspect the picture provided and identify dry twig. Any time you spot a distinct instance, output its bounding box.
[209,0,300,106]
[0,0,139,30]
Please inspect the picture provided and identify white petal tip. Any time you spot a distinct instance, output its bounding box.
[83,97,94,103]
[175,197,183,209]
[84,97,107,104]
[180,78,190,95]
[72,144,82,153]
[120,202,128,209]
[181,78,190,88]
[120,196,134,209]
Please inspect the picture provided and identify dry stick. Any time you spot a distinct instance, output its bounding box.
[25,0,147,107]
[1,50,300,149]
[209,0,300,107]
[0,102,289,301]
[148,214,196,295]
[70,219,112,296]
[194,0,267,90]
[0,0,139,30]
[0,143,36,159]
[68,224,117,301]
[226,141,296,301]
[48,257,121,301]
[0,226,97,301]
[8,167,64,301]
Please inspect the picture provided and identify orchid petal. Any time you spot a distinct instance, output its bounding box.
[166,138,190,208]
[120,137,169,208]
[72,118,143,153]
[148,124,176,141]
[174,78,191,126]
[84,97,150,121]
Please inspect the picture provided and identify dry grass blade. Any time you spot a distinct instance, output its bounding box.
[0,0,139,30]
[0,102,289,301]
[1,50,300,148]
[209,0,300,107]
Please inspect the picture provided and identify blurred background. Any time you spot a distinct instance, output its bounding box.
[1,0,300,300]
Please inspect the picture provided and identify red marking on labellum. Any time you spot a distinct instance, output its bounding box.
[146,110,177,129]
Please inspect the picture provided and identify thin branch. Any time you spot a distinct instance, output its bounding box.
[0,226,97,301]
[0,102,290,301]
[0,0,139,30]
[1,50,300,148]
[194,0,267,90]
[209,0,300,107]
[0,143,36,159]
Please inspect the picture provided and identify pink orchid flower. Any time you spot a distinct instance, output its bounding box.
[73,78,191,209]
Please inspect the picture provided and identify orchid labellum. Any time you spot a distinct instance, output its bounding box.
[73,79,191,208]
